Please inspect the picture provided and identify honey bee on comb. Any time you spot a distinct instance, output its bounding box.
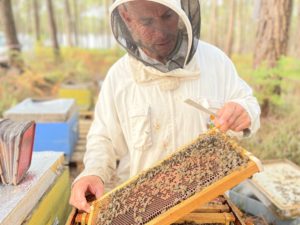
[172,223,222,225]
[85,128,261,225]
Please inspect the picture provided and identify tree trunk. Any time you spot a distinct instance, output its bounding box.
[46,0,60,58]
[25,0,31,35]
[0,0,23,68]
[236,0,244,54]
[104,0,111,48]
[209,0,218,46]
[72,0,79,46]
[296,2,300,58]
[0,0,21,53]
[253,0,293,68]
[33,0,41,42]
[64,0,73,46]
[224,0,236,57]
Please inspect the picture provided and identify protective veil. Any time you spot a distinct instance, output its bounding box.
[110,0,201,73]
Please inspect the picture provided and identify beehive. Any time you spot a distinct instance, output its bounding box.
[69,129,261,225]
[69,196,240,225]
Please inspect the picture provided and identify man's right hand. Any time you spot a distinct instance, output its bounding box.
[69,175,104,213]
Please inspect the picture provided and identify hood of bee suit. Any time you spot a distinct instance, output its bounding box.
[110,0,201,91]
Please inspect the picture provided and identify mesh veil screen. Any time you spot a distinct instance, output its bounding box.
[110,0,201,73]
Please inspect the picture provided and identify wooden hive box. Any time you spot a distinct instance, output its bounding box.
[68,195,252,225]
[59,83,93,111]
[0,152,70,225]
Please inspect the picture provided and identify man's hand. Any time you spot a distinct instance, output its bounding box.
[69,175,104,212]
[214,102,251,132]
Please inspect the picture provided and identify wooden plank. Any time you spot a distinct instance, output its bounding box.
[77,139,86,146]
[71,151,85,163]
[66,208,78,225]
[79,119,93,126]
[79,128,91,133]
[79,133,87,138]
[176,212,235,224]
[224,194,248,225]
[194,204,230,213]
[79,123,91,129]
[79,111,94,120]
[74,145,86,152]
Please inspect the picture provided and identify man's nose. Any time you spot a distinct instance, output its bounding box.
[153,21,169,39]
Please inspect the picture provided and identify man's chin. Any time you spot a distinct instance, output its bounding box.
[142,48,172,62]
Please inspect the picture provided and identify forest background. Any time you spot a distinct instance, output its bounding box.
[0,0,299,165]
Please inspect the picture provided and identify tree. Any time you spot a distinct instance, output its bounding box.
[72,0,79,46]
[0,0,21,65]
[224,0,236,58]
[64,0,74,46]
[33,0,41,42]
[46,0,60,59]
[296,2,300,58]
[209,0,218,47]
[236,0,244,54]
[253,0,293,68]
[104,0,111,48]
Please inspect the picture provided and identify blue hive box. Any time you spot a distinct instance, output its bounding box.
[4,98,79,161]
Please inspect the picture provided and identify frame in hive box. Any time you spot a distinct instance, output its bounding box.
[67,129,262,225]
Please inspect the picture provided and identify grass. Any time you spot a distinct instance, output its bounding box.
[232,55,300,165]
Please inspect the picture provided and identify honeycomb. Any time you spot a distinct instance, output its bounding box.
[172,223,222,225]
[88,129,257,225]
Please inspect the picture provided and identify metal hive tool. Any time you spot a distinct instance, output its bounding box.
[69,128,262,225]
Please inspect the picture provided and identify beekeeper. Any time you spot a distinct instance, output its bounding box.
[69,0,260,212]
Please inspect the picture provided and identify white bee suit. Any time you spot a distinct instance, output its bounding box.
[75,0,260,186]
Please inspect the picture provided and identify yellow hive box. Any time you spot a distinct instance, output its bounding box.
[0,152,69,225]
[25,169,71,225]
[59,83,93,111]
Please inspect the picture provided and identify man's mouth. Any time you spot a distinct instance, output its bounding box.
[156,41,172,47]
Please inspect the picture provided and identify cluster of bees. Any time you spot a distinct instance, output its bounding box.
[172,223,222,225]
[95,131,249,225]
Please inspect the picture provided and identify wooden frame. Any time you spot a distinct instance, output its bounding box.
[67,129,262,225]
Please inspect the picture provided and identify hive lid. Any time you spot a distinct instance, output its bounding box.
[3,98,77,122]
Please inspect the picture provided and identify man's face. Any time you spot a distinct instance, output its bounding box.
[119,1,179,62]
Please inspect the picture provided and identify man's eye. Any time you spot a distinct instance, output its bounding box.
[163,12,173,20]
[164,14,172,19]
[141,19,153,26]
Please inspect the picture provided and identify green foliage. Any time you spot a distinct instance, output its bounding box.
[0,46,125,116]
[241,99,300,165]
[233,55,300,116]
[232,55,300,165]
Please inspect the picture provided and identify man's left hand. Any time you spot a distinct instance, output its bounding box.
[214,102,251,132]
